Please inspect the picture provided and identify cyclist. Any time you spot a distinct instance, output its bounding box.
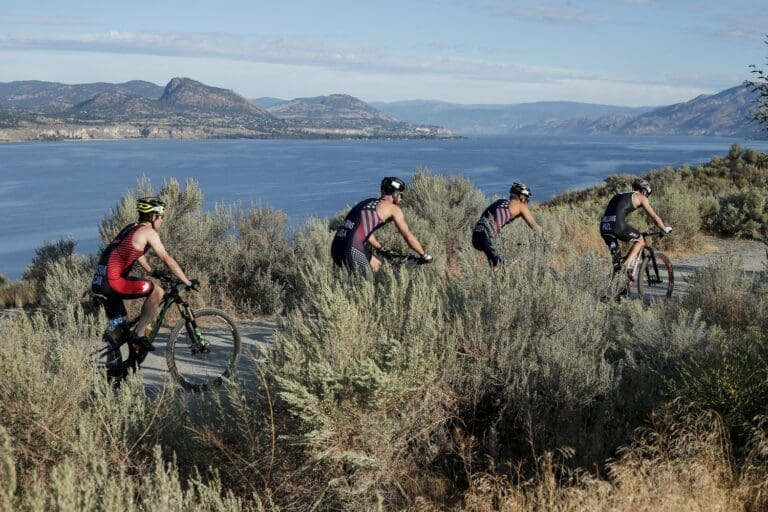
[600,178,672,281]
[331,177,432,274]
[92,197,195,358]
[472,182,545,270]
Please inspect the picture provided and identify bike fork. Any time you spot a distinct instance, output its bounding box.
[185,317,209,354]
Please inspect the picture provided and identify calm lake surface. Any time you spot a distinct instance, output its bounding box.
[2,135,768,279]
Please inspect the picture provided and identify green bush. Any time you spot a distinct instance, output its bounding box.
[709,188,768,239]
[670,334,768,450]
[650,183,702,251]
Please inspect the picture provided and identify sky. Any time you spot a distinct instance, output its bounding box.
[0,0,766,107]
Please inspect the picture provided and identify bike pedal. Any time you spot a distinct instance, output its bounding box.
[130,335,155,353]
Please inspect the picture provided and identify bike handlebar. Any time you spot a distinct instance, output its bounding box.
[152,272,199,293]
[376,248,432,265]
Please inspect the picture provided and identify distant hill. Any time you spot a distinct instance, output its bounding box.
[264,94,449,137]
[0,80,164,113]
[63,78,286,134]
[372,99,650,135]
[598,85,762,137]
[0,78,451,141]
[373,87,766,138]
[252,97,287,109]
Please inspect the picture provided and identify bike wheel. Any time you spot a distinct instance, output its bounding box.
[637,252,674,301]
[165,308,241,392]
[601,268,631,302]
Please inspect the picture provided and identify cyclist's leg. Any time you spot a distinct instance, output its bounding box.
[109,276,157,349]
[344,243,373,275]
[473,229,502,271]
[369,254,382,271]
[91,285,131,377]
[623,232,644,281]
[134,285,163,341]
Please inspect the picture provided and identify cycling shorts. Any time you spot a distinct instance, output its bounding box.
[331,240,373,274]
[472,228,503,267]
[92,276,154,318]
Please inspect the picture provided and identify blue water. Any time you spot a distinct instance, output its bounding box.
[2,135,768,279]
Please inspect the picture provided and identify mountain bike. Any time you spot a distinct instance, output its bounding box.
[375,247,433,269]
[91,273,241,392]
[602,231,674,302]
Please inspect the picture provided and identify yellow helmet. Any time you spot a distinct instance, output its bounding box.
[136,197,166,215]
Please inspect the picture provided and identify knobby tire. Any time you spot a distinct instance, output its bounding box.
[166,308,241,392]
[637,252,674,301]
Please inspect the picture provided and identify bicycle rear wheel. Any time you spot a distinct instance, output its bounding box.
[637,252,673,301]
[165,308,241,392]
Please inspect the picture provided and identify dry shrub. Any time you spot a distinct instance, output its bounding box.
[0,280,36,308]
[265,265,456,510]
[682,252,757,330]
[458,412,745,511]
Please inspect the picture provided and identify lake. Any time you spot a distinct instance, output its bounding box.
[2,135,768,279]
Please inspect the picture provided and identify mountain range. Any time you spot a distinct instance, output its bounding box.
[370,85,764,137]
[0,78,451,141]
[0,78,763,141]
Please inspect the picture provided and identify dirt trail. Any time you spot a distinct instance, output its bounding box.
[671,236,766,298]
[140,318,276,393]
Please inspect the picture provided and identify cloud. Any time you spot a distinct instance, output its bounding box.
[0,15,88,27]
[431,0,611,25]
[485,3,611,24]
[0,30,600,85]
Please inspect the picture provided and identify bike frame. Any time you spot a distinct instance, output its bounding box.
[107,279,203,351]
[605,231,665,298]
[639,244,662,285]
[611,232,662,274]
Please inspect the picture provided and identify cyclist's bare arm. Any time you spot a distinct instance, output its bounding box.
[136,254,152,273]
[511,202,545,237]
[384,204,426,256]
[367,234,383,251]
[144,230,192,285]
[637,194,667,231]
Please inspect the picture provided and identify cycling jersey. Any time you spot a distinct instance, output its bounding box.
[92,223,154,318]
[472,199,517,266]
[600,192,641,245]
[331,198,388,273]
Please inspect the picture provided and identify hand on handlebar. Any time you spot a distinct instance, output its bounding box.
[661,226,673,237]
[420,253,433,263]
[188,278,200,291]
[377,247,398,258]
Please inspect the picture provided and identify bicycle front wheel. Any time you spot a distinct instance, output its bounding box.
[166,308,241,392]
[637,252,673,301]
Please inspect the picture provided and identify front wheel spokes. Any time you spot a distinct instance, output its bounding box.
[166,308,241,392]
[637,252,674,301]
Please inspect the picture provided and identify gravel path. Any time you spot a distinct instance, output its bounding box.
[671,236,766,298]
[140,318,276,393]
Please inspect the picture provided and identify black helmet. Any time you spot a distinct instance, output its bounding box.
[381,177,406,196]
[136,197,166,215]
[632,178,652,196]
[509,182,532,199]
